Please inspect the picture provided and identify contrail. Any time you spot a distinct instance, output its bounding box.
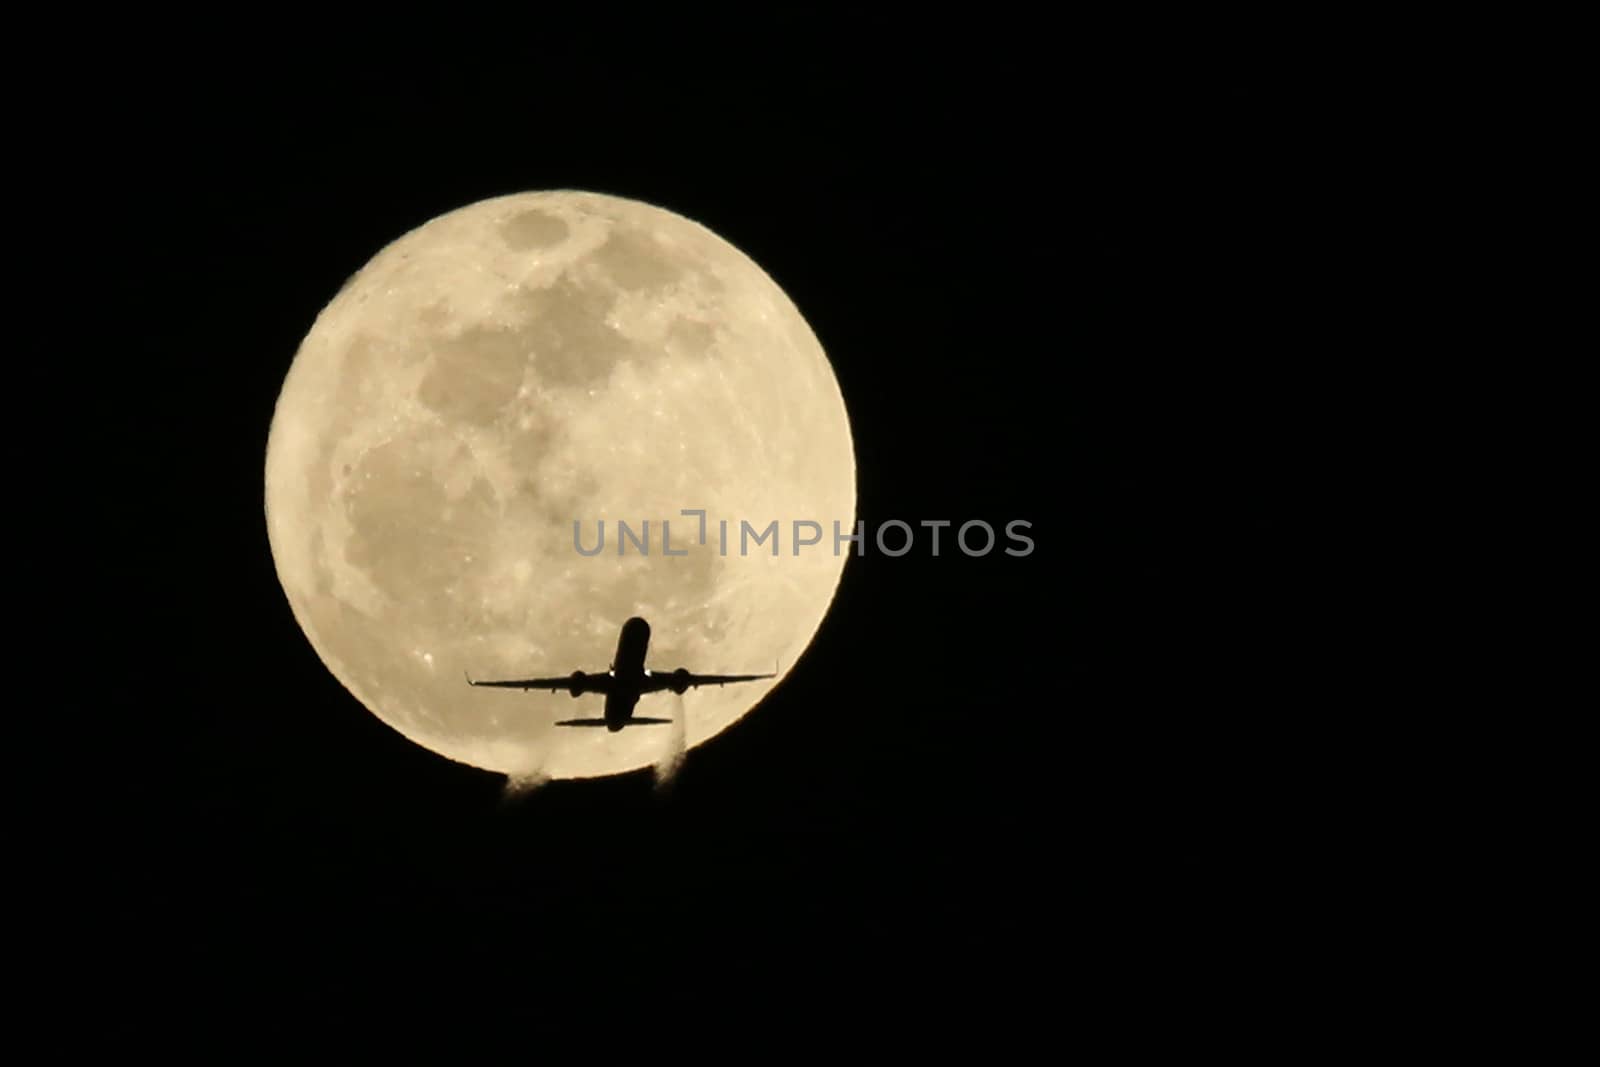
[653,693,688,791]
[502,772,548,802]
[500,756,549,804]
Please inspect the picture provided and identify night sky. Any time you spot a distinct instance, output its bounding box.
[54,34,1320,1030]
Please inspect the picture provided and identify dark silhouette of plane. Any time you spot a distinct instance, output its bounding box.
[466,616,775,732]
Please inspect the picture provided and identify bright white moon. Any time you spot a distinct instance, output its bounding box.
[264,191,854,779]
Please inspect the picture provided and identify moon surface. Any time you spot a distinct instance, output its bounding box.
[264,191,854,779]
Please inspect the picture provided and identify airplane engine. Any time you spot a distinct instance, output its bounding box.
[569,670,587,698]
[670,668,690,695]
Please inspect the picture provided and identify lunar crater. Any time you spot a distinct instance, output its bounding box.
[500,209,570,251]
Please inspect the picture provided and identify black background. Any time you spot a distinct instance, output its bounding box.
[48,28,1329,1032]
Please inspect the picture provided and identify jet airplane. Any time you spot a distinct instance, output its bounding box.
[467,616,775,731]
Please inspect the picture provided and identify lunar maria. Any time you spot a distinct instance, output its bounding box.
[574,512,1034,558]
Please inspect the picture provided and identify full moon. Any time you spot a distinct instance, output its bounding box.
[264,191,854,779]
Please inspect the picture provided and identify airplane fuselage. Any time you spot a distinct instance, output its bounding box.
[603,616,652,730]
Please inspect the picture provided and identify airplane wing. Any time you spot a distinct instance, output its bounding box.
[641,667,776,694]
[465,670,612,694]
[555,717,673,727]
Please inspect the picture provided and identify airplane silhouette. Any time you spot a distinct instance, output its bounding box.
[466,616,776,732]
